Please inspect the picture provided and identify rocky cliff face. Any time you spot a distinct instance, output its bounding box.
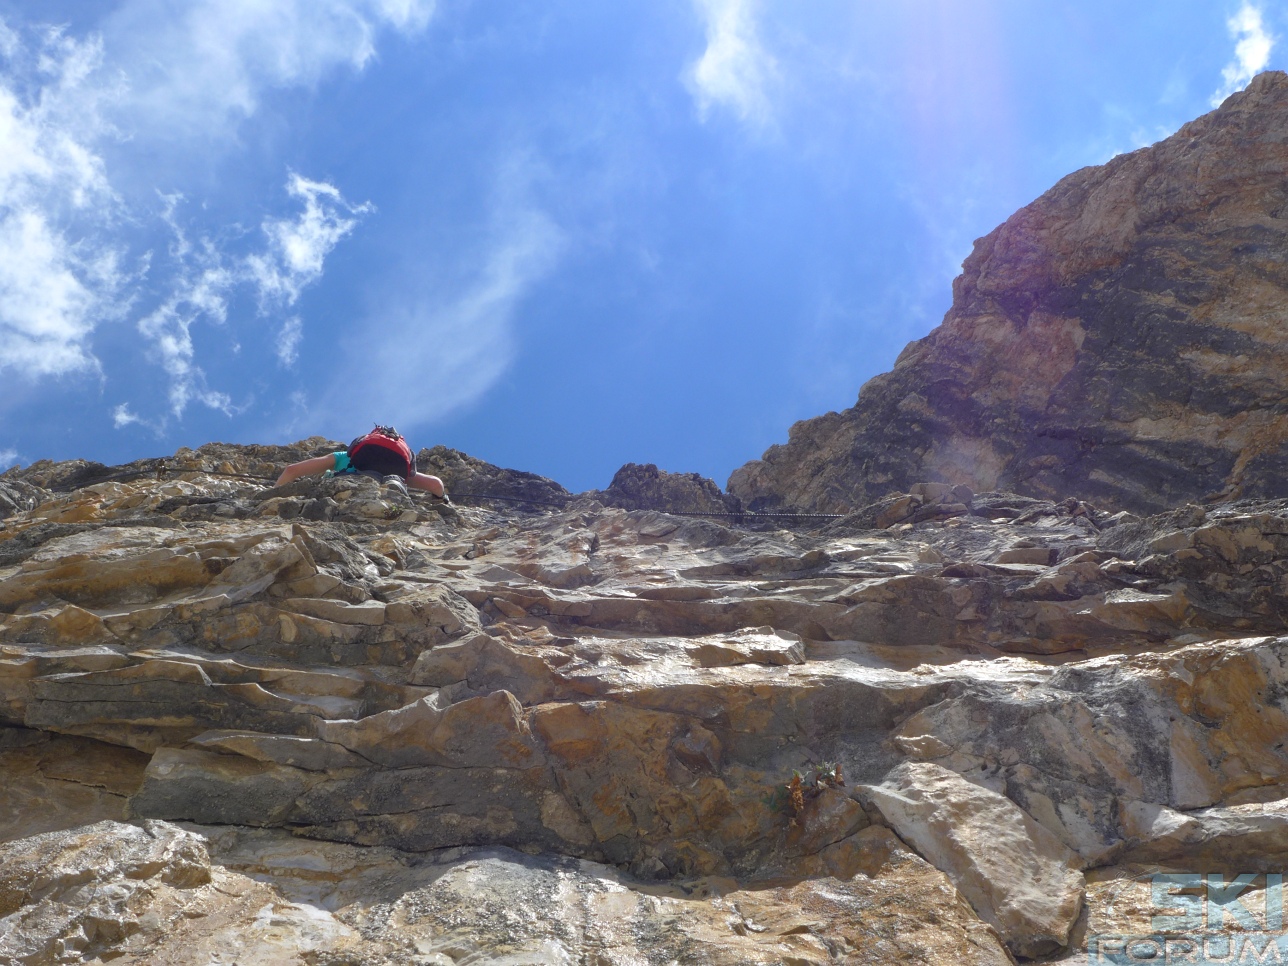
[6,445,1288,962]
[11,77,1288,966]
[731,71,1288,516]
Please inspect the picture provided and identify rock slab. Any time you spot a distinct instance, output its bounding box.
[865,761,1085,958]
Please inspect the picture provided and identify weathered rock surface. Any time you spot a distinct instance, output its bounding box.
[6,439,1288,961]
[0,479,48,519]
[864,762,1084,957]
[0,820,211,965]
[582,462,744,515]
[0,819,1013,965]
[731,71,1288,516]
[417,444,572,507]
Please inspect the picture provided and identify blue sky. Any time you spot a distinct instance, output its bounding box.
[0,1,1277,491]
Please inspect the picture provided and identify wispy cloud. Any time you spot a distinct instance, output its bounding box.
[247,173,372,307]
[315,188,563,428]
[0,447,17,470]
[684,0,776,127]
[0,27,122,380]
[134,175,370,418]
[135,255,237,419]
[276,316,303,367]
[1212,3,1274,105]
[0,20,18,59]
[105,0,436,141]
[0,3,425,423]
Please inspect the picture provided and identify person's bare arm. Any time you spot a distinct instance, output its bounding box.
[409,472,446,498]
[275,454,336,486]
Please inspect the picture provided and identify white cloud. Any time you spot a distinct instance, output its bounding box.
[0,209,100,376]
[0,447,17,469]
[134,175,368,417]
[276,316,303,367]
[317,201,563,428]
[685,0,776,127]
[248,173,372,307]
[0,29,122,379]
[112,403,142,427]
[136,258,237,418]
[1213,3,1274,105]
[105,0,436,140]
[0,20,18,59]
[0,3,424,414]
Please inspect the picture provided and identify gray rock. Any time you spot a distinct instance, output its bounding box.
[417,444,571,507]
[0,480,49,519]
[863,762,1084,958]
[582,462,742,515]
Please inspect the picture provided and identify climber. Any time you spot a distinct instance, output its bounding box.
[275,425,447,499]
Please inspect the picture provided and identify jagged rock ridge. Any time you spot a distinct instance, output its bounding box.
[731,71,1288,516]
[580,461,743,515]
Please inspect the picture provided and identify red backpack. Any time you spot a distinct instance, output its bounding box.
[347,426,414,479]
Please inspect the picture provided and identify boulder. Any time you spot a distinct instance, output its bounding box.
[863,761,1085,958]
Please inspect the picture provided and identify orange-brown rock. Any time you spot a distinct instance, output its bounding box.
[13,367,1288,959]
[730,71,1288,515]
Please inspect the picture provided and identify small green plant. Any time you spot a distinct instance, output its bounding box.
[816,761,844,788]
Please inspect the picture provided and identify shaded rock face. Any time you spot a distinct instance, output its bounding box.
[0,480,48,519]
[417,444,572,507]
[582,461,743,514]
[731,71,1288,516]
[7,442,1288,960]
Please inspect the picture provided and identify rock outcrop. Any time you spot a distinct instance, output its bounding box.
[731,71,1288,516]
[866,762,1084,958]
[581,462,743,515]
[417,445,572,507]
[6,442,1288,960]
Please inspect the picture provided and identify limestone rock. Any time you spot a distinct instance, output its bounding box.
[0,479,49,520]
[10,436,1288,959]
[583,462,743,515]
[383,582,482,646]
[689,626,806,666]
[0,819,1014,965]
[1121,798,1288,867]
[417,444,571,506]
[9,71,1288,961]
[0,820,211,965]
[0,732,148,843]
[864,761,1084,957]
[829,482,976,531]
[730,71,1288,515]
